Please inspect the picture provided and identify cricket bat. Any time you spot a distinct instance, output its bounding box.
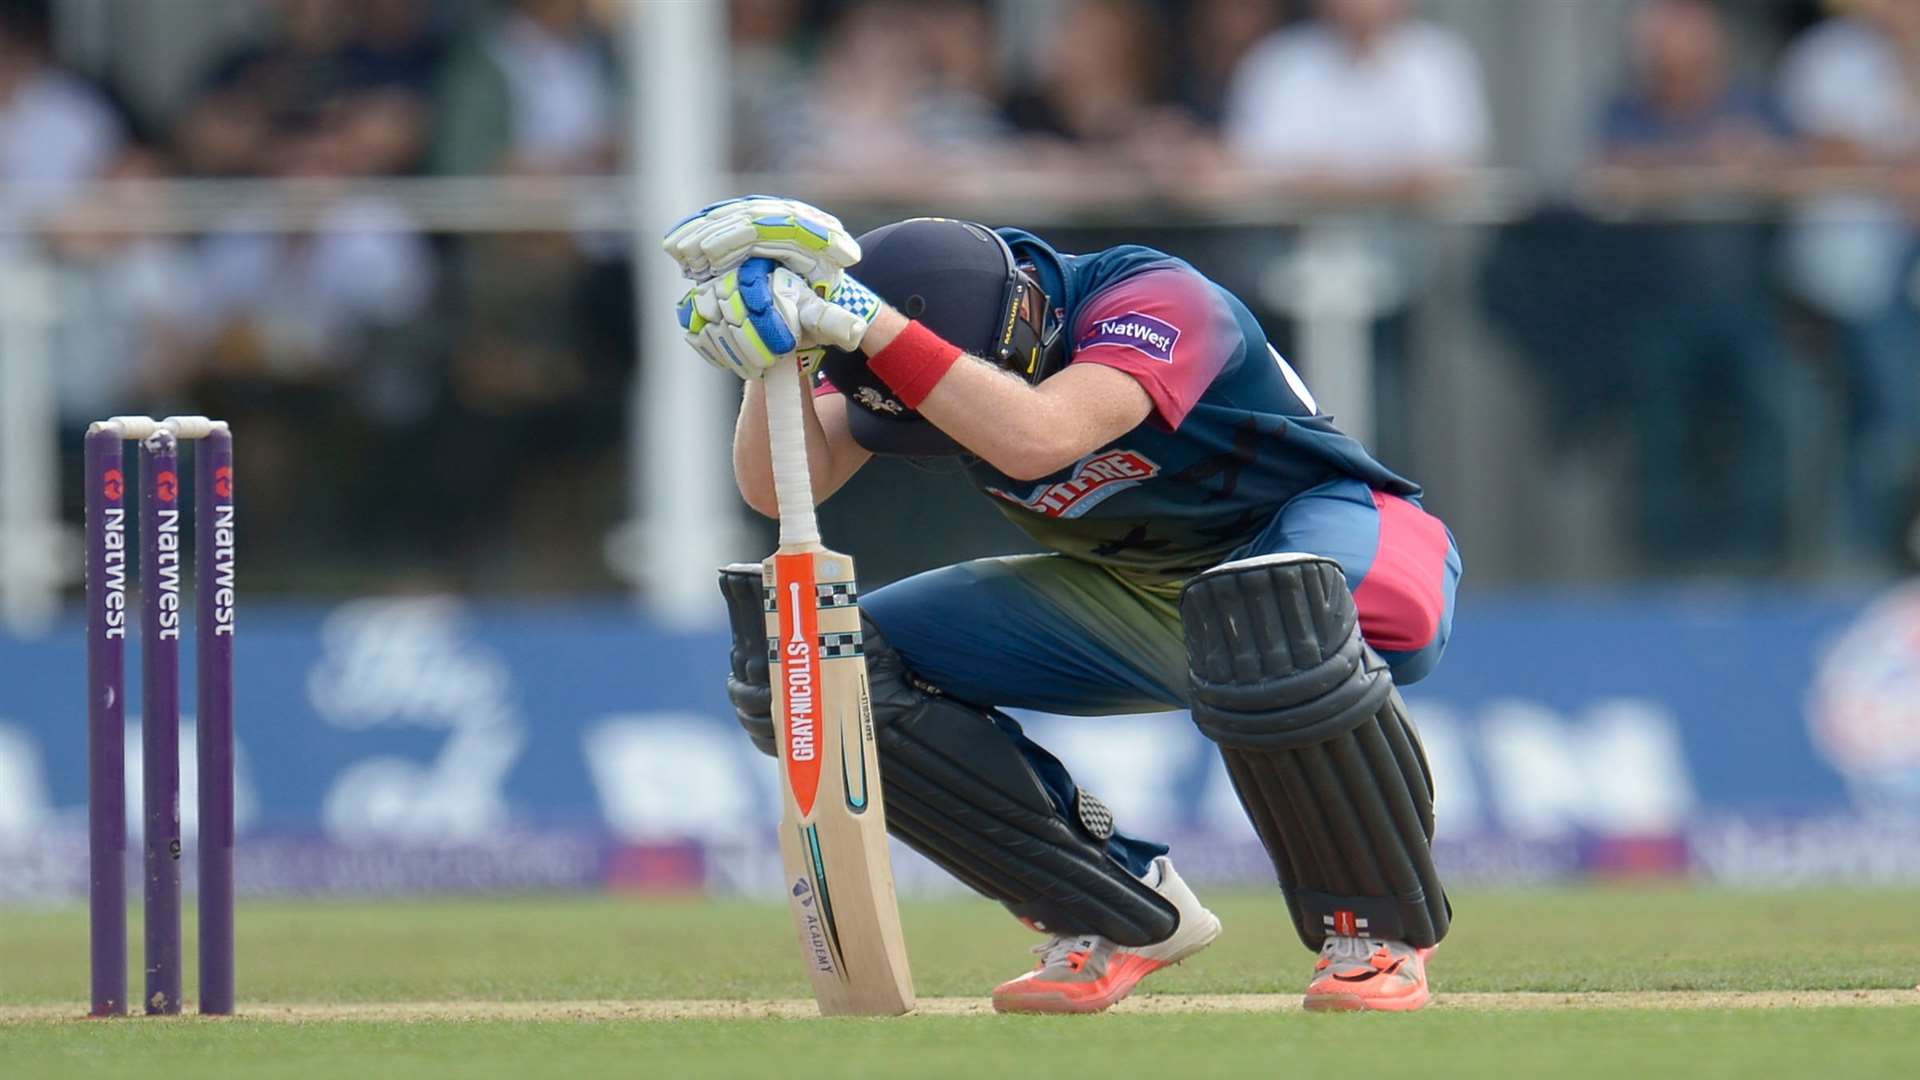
[760,356,915,1016]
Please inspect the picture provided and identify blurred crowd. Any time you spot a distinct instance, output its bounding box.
[4,0,630,588]
[734,0,1920,571]
[731,0,1491,201]
[1,0,1917,585]
[1543,0,1920,571]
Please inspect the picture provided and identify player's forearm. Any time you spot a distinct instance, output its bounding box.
[732,381,778,515]
[859,308,1142,480]
[732,379,866,518]
[916,361,1099,480]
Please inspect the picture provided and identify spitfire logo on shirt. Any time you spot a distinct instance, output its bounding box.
[1079,311,1181,364]
[987,449,1161,519]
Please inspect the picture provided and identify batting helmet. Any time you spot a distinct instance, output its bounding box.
[819,218,1062,455]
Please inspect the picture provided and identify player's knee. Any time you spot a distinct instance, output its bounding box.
[1348,520,1458,685]
[853,612,924,732]
[1378,634,1446,687]
[1181,552,1391,749]
[1352,575,1446,667]
[1367,569,1455,687]
[717,562,941,757]
[854,576,940,684]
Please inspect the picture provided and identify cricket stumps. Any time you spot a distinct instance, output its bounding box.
[85,415,237,1017]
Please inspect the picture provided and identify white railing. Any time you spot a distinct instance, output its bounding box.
[11,162,1911,238]
[0,169,1531,237]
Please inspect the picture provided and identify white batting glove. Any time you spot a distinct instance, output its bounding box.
[760,266,875,375]
[793,272,877,354]
[677,258,875,380]
[677,284,751,379]
[662,195,861,293]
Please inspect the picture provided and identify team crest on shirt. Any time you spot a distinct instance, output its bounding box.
[986,449,1160,519]
[1078,311,1181,364]
[854,385,905,415]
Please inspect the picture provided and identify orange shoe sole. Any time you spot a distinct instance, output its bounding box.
[1301,983,1431,1012]
[991,954,1169,1015]
[1302,946,1435,1013]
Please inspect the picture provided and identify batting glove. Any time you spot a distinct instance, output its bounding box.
[679,258,874,380]
[677,284,755,380]
[662,195,861,294]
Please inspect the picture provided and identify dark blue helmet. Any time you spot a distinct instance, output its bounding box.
[819,218,1062,456]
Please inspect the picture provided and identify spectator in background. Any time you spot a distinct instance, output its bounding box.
[0,0,160,432]
[0,0,122,240]
[344,0,445,99]
[171,0,437,384]
[1174,0,1285,128]
[1218,0,1489,470]
[1778,0,1920,565]
[1223,0,1488,197]
[1598,0,1786,172]
[1007,0,1158,148]
[431,0,618,176]
[917,0,1005,135]
[1586,0,1792,566]
[192,97,436,383]
[42,135,201,430]
[176,0,430,180]
[729,0,812,171]
[1005,0,1162,146]
[1002,0,1211,188]
[429,0,622,423]
[776,0,1007,184]
[430,0,632,581]
[167,2,444,568]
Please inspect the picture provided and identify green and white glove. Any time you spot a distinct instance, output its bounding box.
[662,195,861,294]
[677,257,876,381]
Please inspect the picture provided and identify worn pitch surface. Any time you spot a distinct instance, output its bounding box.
[4,889,1918,1077]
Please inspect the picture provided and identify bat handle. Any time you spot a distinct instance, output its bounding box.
[764,357,821,547]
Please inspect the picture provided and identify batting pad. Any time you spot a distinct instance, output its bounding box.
[1182,553,1450,951]
[720,564,779,756]
[717,564,1178,946]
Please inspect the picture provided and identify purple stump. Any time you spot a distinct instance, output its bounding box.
[85,430,128,1017]
[195,428,236,1015]
[140,432,183,1015]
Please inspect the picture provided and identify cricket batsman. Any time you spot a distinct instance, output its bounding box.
[667,197,1461,1013]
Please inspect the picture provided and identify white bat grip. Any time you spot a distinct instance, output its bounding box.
[763,359,820,547]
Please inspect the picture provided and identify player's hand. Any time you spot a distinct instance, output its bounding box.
[662,195,860,293]
[679,258,874,380]
[678,260,793,380]
[803,272,881,352]
[677,282,751,379]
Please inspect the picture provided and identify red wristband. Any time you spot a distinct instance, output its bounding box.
[867,320,965,410]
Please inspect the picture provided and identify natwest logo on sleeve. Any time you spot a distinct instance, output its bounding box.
[987,449,1160,519]
[1078,311,1181,364]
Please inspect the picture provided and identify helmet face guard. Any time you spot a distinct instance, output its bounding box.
[986,238,1065,385]
[821,218,1064,457]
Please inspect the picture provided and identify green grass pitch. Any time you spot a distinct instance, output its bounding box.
[4,886,1919,1078]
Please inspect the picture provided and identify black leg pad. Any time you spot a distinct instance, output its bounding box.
[715,563,1179,946]
[719,564,777,757]
[1182,553,1449,950]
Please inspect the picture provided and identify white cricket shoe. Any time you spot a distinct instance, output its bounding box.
[990,856,1222,1014]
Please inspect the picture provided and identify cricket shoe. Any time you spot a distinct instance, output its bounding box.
[1302,934,1434,1012]
[991,856,1222,1015]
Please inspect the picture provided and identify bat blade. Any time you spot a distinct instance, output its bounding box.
[766,546,914,1017]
